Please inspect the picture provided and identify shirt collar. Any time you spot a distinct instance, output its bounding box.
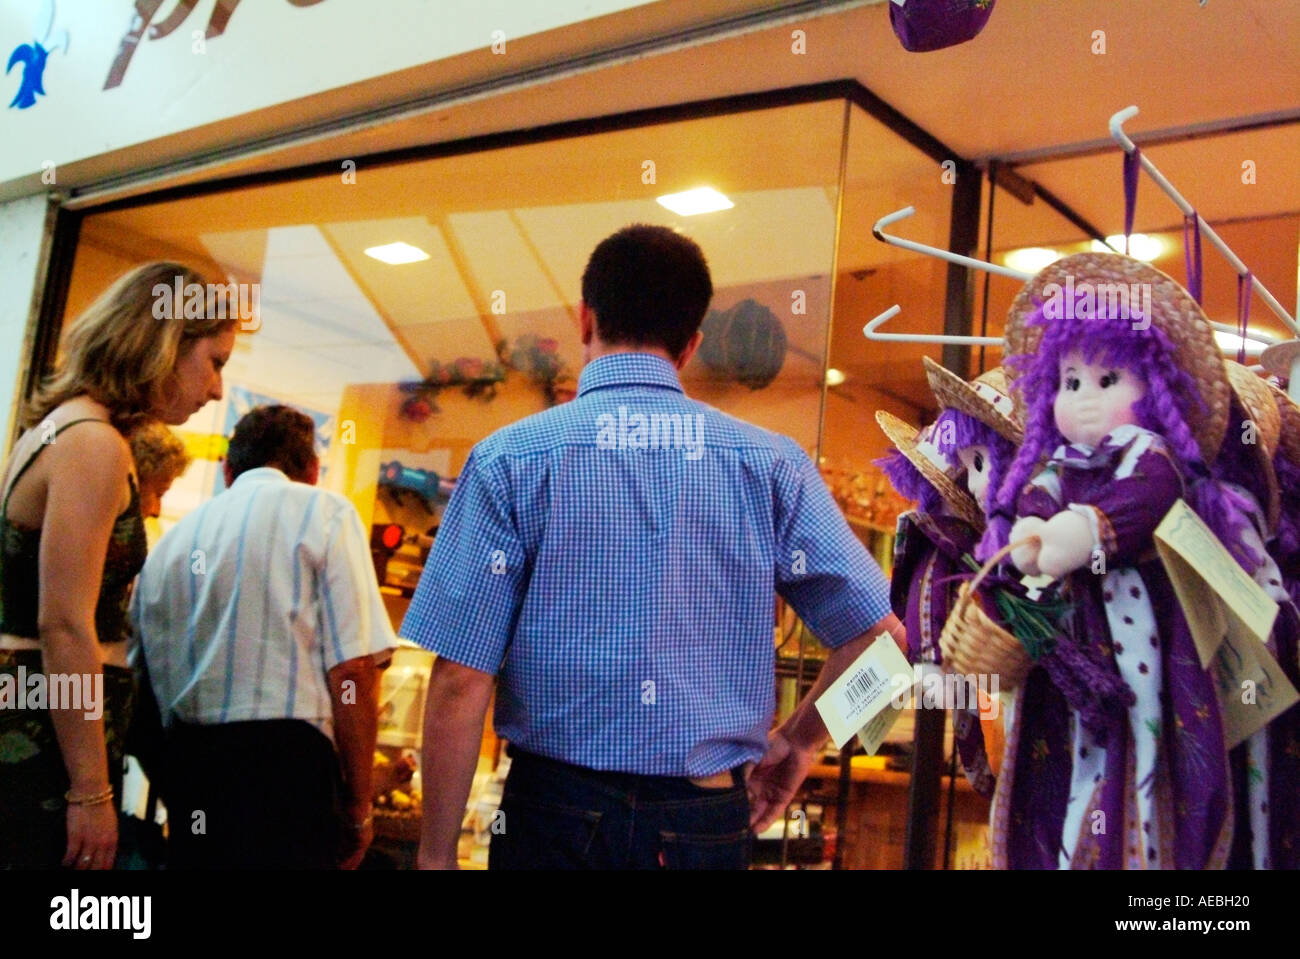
[576,353,685,398]
[231,466,291,487]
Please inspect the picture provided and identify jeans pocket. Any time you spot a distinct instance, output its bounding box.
[491,796,604,870]
[659,827,752,870]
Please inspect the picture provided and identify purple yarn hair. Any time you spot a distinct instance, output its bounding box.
[1274,454,1300,565]
[931,407,1018,515]
[875,448,944,515]
[977,294,1256,571]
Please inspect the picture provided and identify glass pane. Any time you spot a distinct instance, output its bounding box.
[64,99,845,606]
[824,102,957,550]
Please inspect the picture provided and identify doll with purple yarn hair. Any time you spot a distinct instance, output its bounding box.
[1212,378,1300,870]
[979,256,1245,870]
[875,368,1020,797]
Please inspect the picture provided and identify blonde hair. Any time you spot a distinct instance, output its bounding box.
[128,419,192,489]
[24,261,237,428]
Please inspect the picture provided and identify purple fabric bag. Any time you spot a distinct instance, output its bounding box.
[889,0,996,53]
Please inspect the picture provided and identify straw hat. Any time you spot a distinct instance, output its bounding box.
[875,410,983,529]
[1224,361,1280,530]
[1260,339,1300,383]
[1268,381,1300,470]
[923,357,1024,444]
[1004,252,1231,464]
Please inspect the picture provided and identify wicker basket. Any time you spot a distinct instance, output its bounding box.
[939,539,1037,688]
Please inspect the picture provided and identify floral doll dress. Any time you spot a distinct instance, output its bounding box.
[1218,482,1300,869]
[991,424,1233,869]
[891,509,995,796]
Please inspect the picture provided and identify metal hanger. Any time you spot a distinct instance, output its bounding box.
[1111,106,1297,338]
[864,206,1023,347]
[865,187,1297,378]
[1112,106,1300,395]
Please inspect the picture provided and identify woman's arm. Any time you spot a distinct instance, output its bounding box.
[37,424,132,870]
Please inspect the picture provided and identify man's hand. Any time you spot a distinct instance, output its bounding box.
[747,730,816,834]
[327,655,380,870]
[338,799,374,870]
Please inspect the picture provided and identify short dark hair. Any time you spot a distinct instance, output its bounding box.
[580,224,713,357]
[226,405,317,482]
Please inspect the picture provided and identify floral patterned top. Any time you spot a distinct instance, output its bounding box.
[0,418,148,644]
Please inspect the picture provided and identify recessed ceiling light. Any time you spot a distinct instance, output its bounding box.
[1098,234,1163,262]
[364,241,430,265]
[825,368,846,387]
[656,187,734,216]
[1003,247,1061,274]
[1214,330,1270,355]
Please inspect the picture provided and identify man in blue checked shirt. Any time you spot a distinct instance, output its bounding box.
[405,224,903,870]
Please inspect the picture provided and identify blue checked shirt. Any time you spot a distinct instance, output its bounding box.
[401,353,891,776]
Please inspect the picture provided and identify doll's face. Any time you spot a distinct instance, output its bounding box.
[957,445,991,509]
[1054,350,1145,448]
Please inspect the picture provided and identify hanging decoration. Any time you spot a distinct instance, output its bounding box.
[888,0,996,54]
[399,334,577,421]
[698,298,788,390]
[501,334,578,406]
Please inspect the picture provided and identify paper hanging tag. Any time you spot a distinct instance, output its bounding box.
[1153,499,1278,669]
[1210,629,1300,750]
[856,700,904,755]
[815,632,911,749]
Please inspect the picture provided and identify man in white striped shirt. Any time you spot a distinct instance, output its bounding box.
[130,405,398,868]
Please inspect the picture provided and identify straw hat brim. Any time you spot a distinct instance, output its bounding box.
[1224,362,1280,531]
[1004,253,1230,464]
[875,410,984,530]
[1260,339,1300,381]
[1268,381,1300,469]
[922,357,1024,444]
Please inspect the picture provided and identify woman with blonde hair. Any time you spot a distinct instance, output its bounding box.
[0,261,236,869]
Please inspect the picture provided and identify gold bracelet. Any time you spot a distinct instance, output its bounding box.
[65,786,115,807]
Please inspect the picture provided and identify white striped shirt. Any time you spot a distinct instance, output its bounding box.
[130,467,398,743]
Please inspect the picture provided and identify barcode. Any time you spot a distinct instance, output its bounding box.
[843,665,885,710]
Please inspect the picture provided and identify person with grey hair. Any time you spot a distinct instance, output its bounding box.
[130,404,398,869]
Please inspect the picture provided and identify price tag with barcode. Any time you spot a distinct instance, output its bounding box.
[814,632,911,749]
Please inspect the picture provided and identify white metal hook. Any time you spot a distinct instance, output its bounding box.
[863,304,1003,347]
[1110,105,1298,337]
[872,206,1034,282]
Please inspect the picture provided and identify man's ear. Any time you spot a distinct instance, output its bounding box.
[305,458,320,487]
[579,301,594,346]
[222,459,234,488]
[674,329,705,370]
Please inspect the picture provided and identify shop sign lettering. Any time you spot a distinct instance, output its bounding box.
[104,0,328,90]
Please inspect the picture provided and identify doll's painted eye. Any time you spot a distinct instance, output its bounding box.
[973,452,985,472]
[1064,376,1081,391]
[1099,370,1120,388]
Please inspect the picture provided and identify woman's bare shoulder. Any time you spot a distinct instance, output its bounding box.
[39,404,134,488]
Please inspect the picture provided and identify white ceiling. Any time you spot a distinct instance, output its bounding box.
[59,0,1300,420]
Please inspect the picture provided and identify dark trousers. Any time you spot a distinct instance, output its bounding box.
[489,747,752,870]
[163,717,343,869]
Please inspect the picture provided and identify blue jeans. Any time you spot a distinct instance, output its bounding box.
[489,748,752,870]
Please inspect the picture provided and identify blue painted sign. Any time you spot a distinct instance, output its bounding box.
[6,0,68,110]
